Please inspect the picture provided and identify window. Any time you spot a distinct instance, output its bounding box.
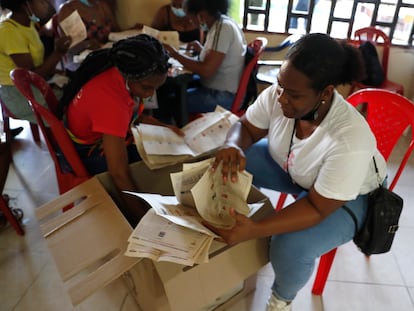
[238,0,414,46]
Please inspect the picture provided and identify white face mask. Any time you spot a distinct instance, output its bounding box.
[171,5,186,18]
[26,2,40,23]
[29,13,40,23]
[200,23,208,32]
[80,0,93,7]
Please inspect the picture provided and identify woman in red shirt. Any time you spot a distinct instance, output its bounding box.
[61,34,182,225]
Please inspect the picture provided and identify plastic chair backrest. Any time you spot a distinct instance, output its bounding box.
[347,88,414,190]
[231,37,268,116]
[10,68,90,194]
[354,26,390,78]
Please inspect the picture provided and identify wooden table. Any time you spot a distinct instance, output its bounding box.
[0,137,24,235]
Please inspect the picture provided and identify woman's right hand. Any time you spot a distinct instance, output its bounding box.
[212,142,246,184]
[54,35,72,54]
[186,40,203,54]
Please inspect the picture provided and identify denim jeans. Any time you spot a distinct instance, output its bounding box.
[245,139,368,301]
[72,141,141,175]
[186,87,235,113]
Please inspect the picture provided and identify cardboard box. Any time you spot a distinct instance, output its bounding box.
[35,161,274,311]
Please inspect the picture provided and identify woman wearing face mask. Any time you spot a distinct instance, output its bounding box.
[0,0,72,124]
[160,0,246,122]
[151,0,202,43]
[60,34,183,225]
[209,33,386,311]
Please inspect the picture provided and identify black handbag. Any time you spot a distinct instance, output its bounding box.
[343,157,403,256]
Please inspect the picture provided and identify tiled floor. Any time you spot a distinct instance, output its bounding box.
[1,119,414,311]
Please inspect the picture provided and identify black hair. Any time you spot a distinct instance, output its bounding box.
[285,33,366,91]
[185,0,229,17]
[58,34,169,118]
[0,0,29,11]
[110,34,169,80]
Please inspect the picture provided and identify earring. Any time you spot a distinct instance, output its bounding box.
[321,100,326,105]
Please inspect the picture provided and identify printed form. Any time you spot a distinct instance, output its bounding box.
[124,159,263,266]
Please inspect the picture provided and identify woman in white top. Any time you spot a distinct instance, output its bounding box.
[209,33,387,311]
[162,0,246,116]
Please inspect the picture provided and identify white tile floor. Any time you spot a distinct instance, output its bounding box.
[1,119,414,311]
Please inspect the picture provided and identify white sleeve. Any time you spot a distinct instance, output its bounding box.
[246,85,279,129]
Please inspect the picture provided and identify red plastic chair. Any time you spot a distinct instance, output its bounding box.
[230,37,268,116]
[0,141,24,235]
[276,88,414,295]
[0,97,40,142]
[349,26,404,96]
[10,68,90,195]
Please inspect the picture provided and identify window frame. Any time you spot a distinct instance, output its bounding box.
[242,0,414,47]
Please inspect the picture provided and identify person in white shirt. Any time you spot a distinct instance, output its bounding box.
[208,33,387,311]
[161,0,246,120]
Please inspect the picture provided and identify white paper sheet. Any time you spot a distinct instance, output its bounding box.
[59,10,87,48]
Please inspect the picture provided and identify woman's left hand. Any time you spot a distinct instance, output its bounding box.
[203,208,257,246]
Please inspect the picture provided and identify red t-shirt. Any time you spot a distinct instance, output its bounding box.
[66,67,134,144]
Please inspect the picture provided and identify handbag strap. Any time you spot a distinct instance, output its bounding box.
[341,156,379,236]
[372,155,382,187]
[342,205,358,236]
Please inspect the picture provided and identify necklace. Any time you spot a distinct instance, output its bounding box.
[286,119,297,180]
[80,0,93,7]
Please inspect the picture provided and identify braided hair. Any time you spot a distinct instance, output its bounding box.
[58,34,169,118]
[110,34,169,80]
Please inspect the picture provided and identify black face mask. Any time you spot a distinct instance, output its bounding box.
[300,100,322,121]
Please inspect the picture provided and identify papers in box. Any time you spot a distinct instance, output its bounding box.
[124,159,262,266]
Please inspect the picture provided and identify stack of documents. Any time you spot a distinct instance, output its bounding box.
[132,107,239,169]
[108,29,142,42]
[124,159,261,266]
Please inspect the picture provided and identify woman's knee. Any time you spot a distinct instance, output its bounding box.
[270,233,318,265]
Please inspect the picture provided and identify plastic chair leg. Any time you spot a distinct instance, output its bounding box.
[0,195,24,235]
[311,248,337,295]
[29,122,40,142]
[2,115,10,138]
[275,192,288,211]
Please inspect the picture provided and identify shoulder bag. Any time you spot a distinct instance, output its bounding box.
[343,156,403,255]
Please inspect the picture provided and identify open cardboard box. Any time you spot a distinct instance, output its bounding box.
[35,161,274,311]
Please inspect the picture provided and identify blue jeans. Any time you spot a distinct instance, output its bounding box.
[186,87,235,113]
[245,139,368,301]
[72,141,141,175]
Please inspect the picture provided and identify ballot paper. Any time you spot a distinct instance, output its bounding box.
[142,25,180,49]
[59,10,87,48]
[124,159,262,266]
[133,106,238,169]
[108,29,142,42]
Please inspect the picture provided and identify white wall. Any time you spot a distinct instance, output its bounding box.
[116,0,169,29]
